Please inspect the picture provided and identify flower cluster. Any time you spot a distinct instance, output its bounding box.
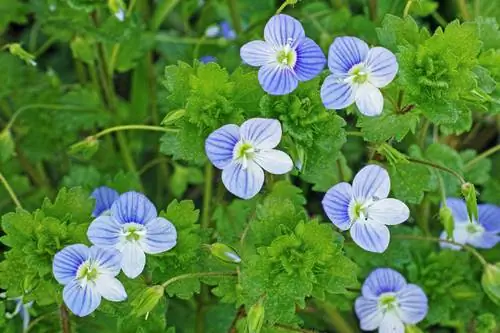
[52,189,177,316]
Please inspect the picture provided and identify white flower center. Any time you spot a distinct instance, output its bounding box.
[378,292,399,313]
[121,223,147,243]
[457,221,485,236]
[233,140,256,170]
[349,198,375,223]
[76,260,100,284]
[276,43,297,68]
[347,63,369,84]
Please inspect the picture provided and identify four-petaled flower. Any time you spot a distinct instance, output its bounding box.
[355,268,428,333]
[321,36,398,116]
[240,14,326,95]
[440,198,500,250]
[87,191,178,278]
[205,118,293,199]
[322,165,409,253]
[53,244,127,317]
[91,186,119,217]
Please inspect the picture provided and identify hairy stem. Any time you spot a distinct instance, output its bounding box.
[90,124,177,140]
[403,0,414,16]
[407,157,466,184]
[464,144,500,170]
[201,163,214,229]
[161,271,237,289]
[227,0,243,34]
[59,305,71,333]
[0,170,22,209]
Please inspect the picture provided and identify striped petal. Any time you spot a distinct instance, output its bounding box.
[90,246,122,276]
[253,149,293,175]
[320,75,356,110]
[87,216,122,247]
[142,217,178,254]
[354,296,384,330]
[264,14,305,48]
[322,182,353,231]
[94,275,127,302]
[205,124,240,169]
[294,37,326,81]
[366,198,409,225]
[111,192,157,225]
[53,244,89,285]
[121,242,146,279]
[241,41,274,67]
[240,118,282,149]
[258,64,298,95]
[467,231,500,249]
[379,312,405,333]
[327,36,369,76]
[439,228,468,250]
[91,186,119,217]
[351,220,390,253]
[365,47,398,88]
[396,284,428,324]
[362,268,407,298]
[352,165,390,202]
[446,198,469,223]
[355,83,384,116]
[63,280,101,317]
[478,203,500,233]
[222,161,264,200]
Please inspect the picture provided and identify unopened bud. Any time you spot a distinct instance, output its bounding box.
[246,301,265,333]
[108,0,126,21]
[461,182,478,221]
[481,263,500,305]
[131,285,165,317]
[439,206,454,239]
[68,136,99,160]
[209,243,241,264]
[0,129,14,163]
[6,43,36,66]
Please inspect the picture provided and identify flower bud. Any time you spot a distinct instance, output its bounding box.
[161,109,186,126]
[6,43,36,66]
[131,285,165,317]
[461,182,478,221]
[481,263,500,305]
[0,129,14,163]
[108,0,126,21]
[246,301,265,333]
[209,243,241,264]
[439,206,454,239]
[68,136,99,160]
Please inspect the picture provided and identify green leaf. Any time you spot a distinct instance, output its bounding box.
[388,158,433,204]
[357,110,420,143]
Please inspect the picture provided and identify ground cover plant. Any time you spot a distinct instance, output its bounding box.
[0,0,500,332]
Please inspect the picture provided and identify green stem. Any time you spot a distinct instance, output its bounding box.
[393,234,488,266]
[407,157,466,184]
[432,12,448,27]
[464,144,500,170]
[456,0,471,20]
[314,300,355,333]
[90,125,177,140]
[34,37,57,57]
[151,0,180,31]
[346,131,364,137]
[227,0,243,34]
[274,324,318,333]
[161,271,237,289]
[276,1,289,14]
[416,195,431,236]
[0,170,22,209]
[201,163,213,229]
[155,34,229,46]
[59,305,71,333]
[403,0,414,16]
[417,119,430,148]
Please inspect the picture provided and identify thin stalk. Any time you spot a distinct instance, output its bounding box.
[0,170,22,209]
[139,157,169,175]
[33,37,56,57]
[161,271,237,289]
[276,1,289,14]
[346,131,364,137]
[416,195,431,236]
[227,0,243,34]
[314,300,355,333]
[407,157,466,184]
[151,0,180,31]
[393,234,488,266]
[432,12,448,27]
[59,305,71,333]
[201,163,213,229]
[155,34,229,46]
[403,0,414,16]
[456,0,471,20]
[417,119,430,148]
[86,124,176,140]
[464,144,500,170]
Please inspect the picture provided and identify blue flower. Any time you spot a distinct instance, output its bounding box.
[52,244,127,317]
[3,295,33,332]
[200,55,217,64]
[355,268,428,332]
[205,21,236,40]
[87,191,178,278]
[322,165,409,253]
[240,14,326,95]
[440,198,500,249]
[91,186,119,217]
[320,36,398,116]
[205,118,293,199]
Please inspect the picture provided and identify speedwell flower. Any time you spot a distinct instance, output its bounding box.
[91,186,119,217]
[87,191,178,278]
[53,244,127,317]
[440,198,500,250]
[321,36,398,116]
[205,118,293,199]
[322,165,409,253]
[355,268,428,333]
[240,14,326,95]
[3,295,33,332]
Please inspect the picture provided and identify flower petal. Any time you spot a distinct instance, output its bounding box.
[366,198,409,225]
[240,118,282,149]
[142,217,178,254]
[294,37,326,81]
[350,220,390,253]
[446,198,469,223]
[258,65,298,95]
[352,165,390,202]
[220,21,236,40]
[467,232,500,249]
[205,124,240,169]
[362,268,407,298]
[320,75,356,110]
[327,36,369,76]
[53,244,89,285]
[91,186,119,217]
[222,161,264,200]
[90,246,122,276]
[87,216,122,247]
[379,312,405,333]
[478,203,500,232]
[111,192,157,225]
[94,275,127,302]
[439,228,468,250]
[254,149,293,175]
[322,182,353,231]
[63,280,101,317]
[264,14,305,48]
[396,284,428,324]
[365,47,398,88]
[240,41,274,67]
[355,83,384,116]
[354,296,384,331]
[121,242,146,279]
